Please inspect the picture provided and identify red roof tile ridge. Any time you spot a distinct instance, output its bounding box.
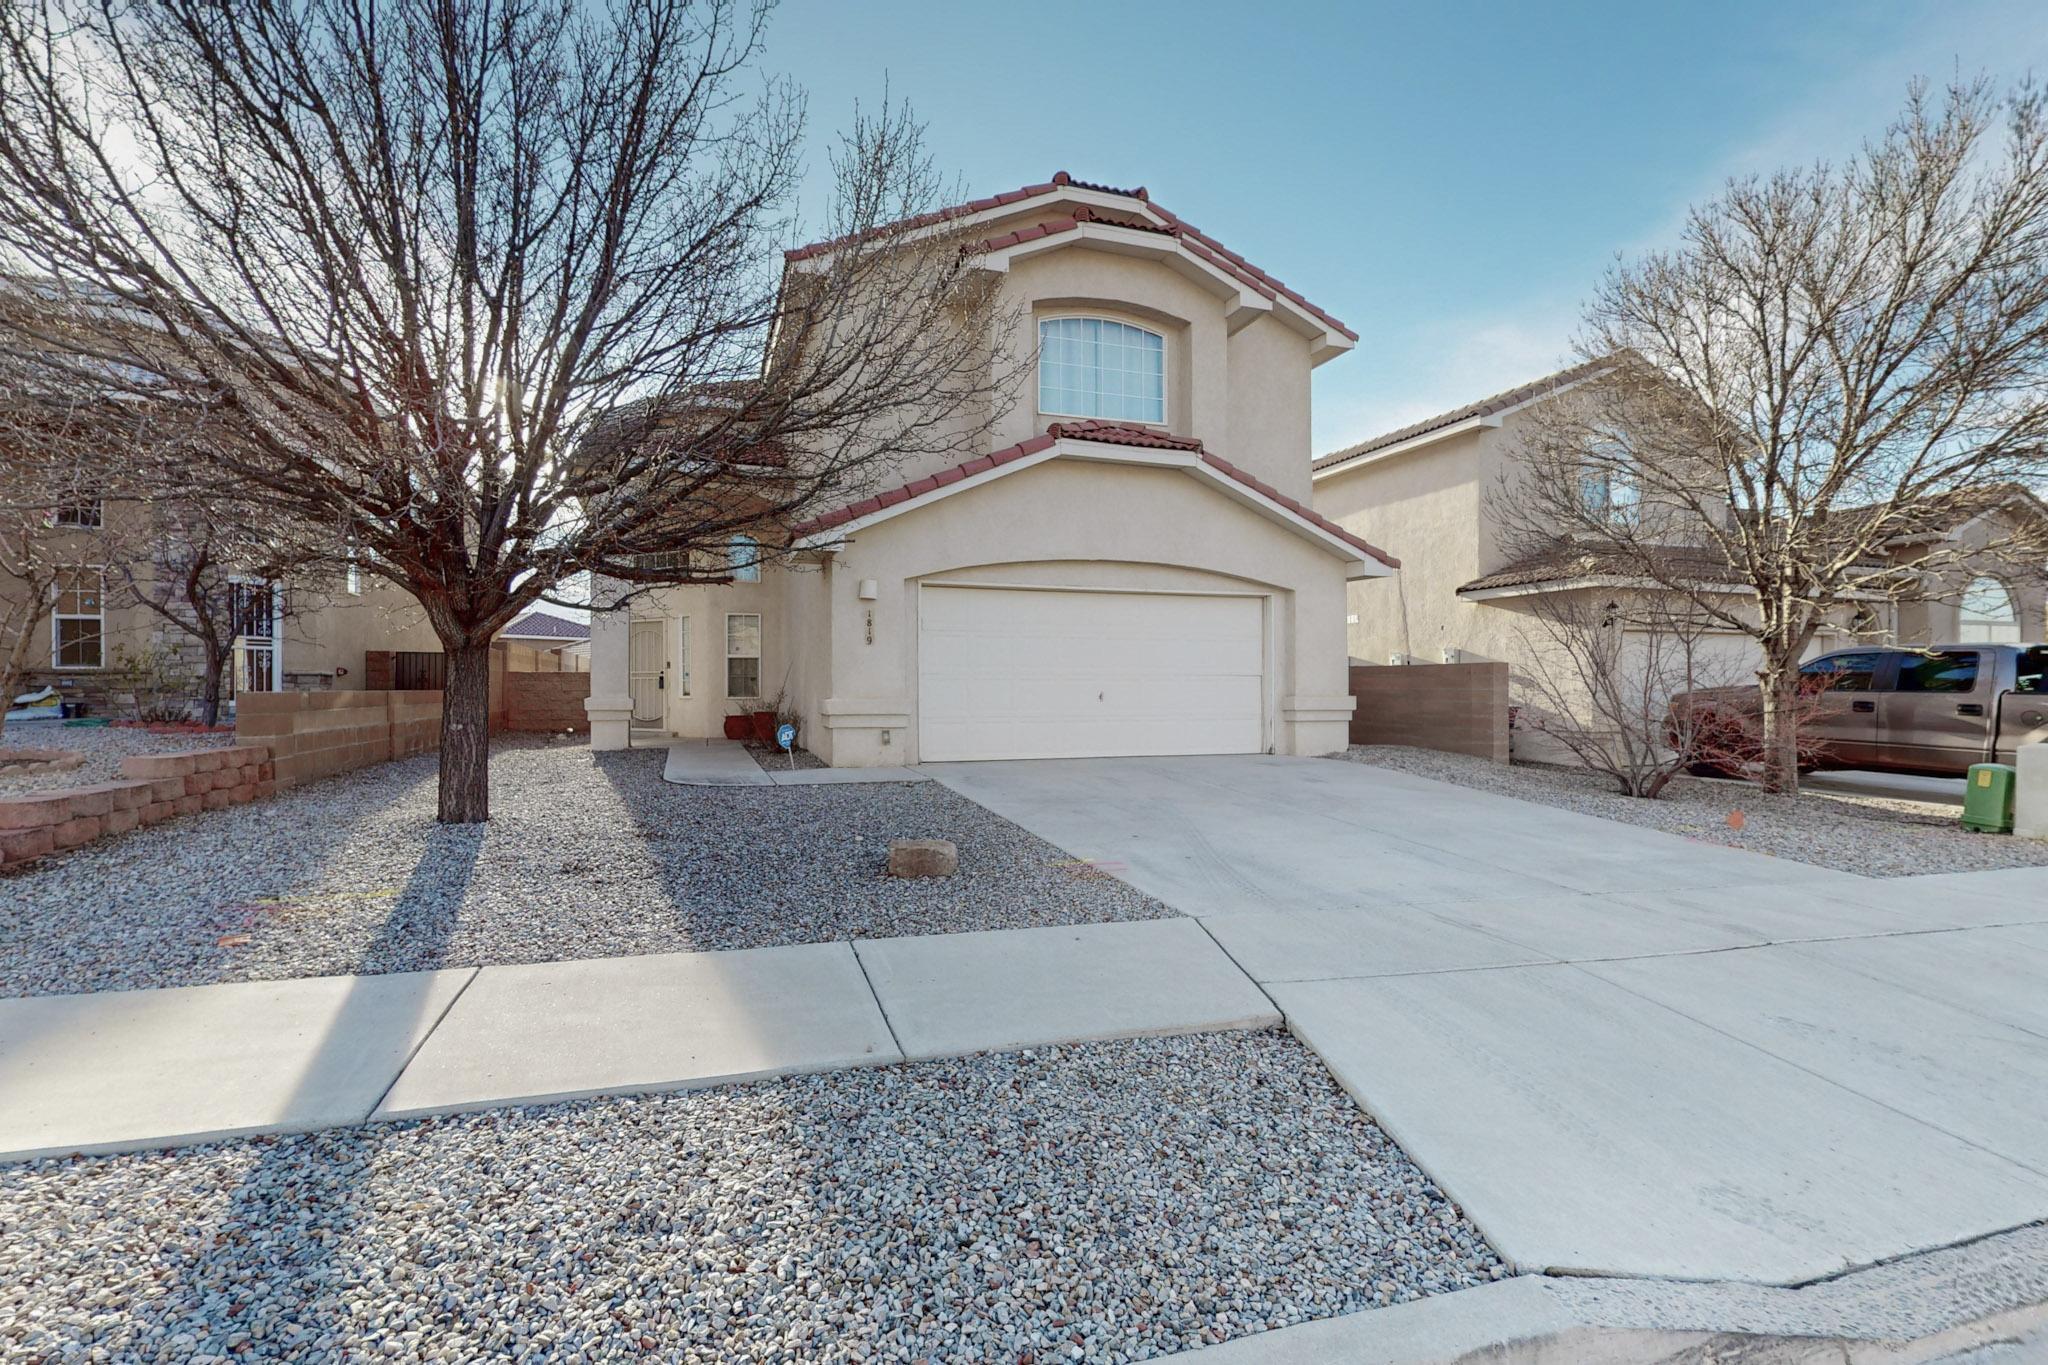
[786,175,1354,341]
[789,421,1397,569]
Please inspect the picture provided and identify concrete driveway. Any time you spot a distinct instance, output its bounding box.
[928,754,2048,1287]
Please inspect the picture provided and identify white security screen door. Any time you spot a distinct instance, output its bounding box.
[628,619,665,723]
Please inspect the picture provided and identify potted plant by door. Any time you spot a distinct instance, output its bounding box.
[722,705,751,741]
[750,707,778,742]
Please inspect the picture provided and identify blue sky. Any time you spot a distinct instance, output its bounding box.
[766,0,2048,454]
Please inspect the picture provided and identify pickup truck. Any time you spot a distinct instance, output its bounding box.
[1674,643,2048,778]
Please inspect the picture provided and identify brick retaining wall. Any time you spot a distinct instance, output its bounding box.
[499,671,591,733]
[0,744,273,868]
[235,690,442,790]
[1347,662,1510,763]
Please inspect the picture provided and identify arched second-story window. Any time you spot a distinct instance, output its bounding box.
[729,533,761,583]
[1039,317,1164,424]
[1960,576,2019,642]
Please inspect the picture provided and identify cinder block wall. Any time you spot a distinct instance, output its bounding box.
[236,690,443,789]
[0,744,273,867]
[499,671,591,733]
[1347,662,1509,763]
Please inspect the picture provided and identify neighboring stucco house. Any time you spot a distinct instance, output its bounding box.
[1310,361,2048,748]
[7,496,440,717]
[498,610,591,672]
[585,172,1395,764]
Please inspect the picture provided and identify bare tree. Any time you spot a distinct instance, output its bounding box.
[114,499,312,728]
[1509,590,1740,798]
[0,0,1017,821]
[1509,80,2048,793]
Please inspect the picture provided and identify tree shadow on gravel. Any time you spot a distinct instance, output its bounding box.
[132,830,484,1358]
[588,745,1175,953]
[0,752,448,998]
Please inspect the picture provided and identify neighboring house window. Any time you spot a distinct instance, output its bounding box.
[52,568,105,669]
[725,613,761,698]
[1960,576,2020,643]
[1039,317,1165,423]
[53,499,103,529]
[345,562,362,595]
[730,533,761,583]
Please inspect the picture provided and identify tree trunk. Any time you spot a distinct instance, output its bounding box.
[1757,665,1801,796]
[437,641,493,823]
[199,638,226,728]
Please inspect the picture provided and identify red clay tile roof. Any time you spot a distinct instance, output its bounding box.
[789,422,1397,568]
[1314,357,1613,473]
[786,172,1356,342]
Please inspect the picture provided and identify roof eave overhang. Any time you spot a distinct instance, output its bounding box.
[793,438,1392,577]
[1458,575,1893,602]
[1311,368,1613,481]
[974,223,1355,364]
[1312,414,1502,481]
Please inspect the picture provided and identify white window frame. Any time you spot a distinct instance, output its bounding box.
[676,616,692,696]
[1037,314,1167,425]
[724,612,761,700]
[730,533,761,583]
[51,566,106,670]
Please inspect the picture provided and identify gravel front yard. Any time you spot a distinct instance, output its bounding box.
[0,739,1171,998]
[0,721,233,796]
[1338,746,2048,877]
[0,1030,1501,1363]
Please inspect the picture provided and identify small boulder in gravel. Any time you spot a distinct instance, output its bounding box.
[886,836,957,877]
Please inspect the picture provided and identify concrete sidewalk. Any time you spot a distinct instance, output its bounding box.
[0,918,1275,1160]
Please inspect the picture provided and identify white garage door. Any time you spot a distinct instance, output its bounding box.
[918,585,1265,761]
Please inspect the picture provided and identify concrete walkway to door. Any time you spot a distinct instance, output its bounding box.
[926,755,2048,1288]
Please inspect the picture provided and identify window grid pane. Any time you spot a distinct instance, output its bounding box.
[1039,318,1164,423]
[726,656,760,698]
[726,613,760,657]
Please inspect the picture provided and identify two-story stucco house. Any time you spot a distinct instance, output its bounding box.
[1310,360,2048,749]
[584,173,1395,765]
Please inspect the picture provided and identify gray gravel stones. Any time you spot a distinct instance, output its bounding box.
[1336,745,2048,877]
[0,721,232,796]
[0,739,1172,998]
[746,740,829,772]
[0,1030,1502,1362]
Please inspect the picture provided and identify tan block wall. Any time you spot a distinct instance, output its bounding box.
[499,671,592,733]
[0,744,274,867]
[1347,661,1509,763]
[235,690,442,790]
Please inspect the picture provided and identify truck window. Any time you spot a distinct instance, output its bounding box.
[1896,650,1981,693]
[1799,651,1884,692]
[2018,647,2048,695]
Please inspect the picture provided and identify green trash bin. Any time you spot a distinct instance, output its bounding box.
[1963,762,2016,834]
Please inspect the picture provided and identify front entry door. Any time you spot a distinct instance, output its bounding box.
[628,619,666,724]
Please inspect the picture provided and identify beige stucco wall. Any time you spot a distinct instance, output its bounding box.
[837,204,1337,503]
[626,568,800,736]
[796,456,1354,766]
[1891,506,2048,644]
[1315,425,1500,669]
[282,577,440,687]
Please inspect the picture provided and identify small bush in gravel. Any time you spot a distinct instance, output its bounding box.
[0,1030,1502,1363]
[0,739,1172,998]
[1337,745,2048,878]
